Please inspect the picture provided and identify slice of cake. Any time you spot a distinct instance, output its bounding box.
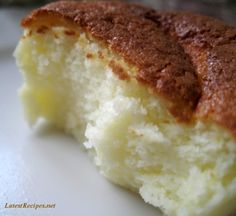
[14,1,236,216]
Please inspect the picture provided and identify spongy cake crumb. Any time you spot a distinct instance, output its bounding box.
[15,27,236,216]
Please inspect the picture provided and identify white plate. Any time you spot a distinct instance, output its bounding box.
[0,9,161,216]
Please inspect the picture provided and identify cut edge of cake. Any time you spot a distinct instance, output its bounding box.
[14,2,236,216]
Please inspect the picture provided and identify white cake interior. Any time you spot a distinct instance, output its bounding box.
[14,27,236,216]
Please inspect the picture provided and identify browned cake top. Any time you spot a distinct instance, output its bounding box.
[21,1,236,137]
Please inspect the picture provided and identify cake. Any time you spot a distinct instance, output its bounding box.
[14,1,236,216]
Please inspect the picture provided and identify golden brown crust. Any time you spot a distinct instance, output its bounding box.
[146,11,236,136]
[109,60,130,81]
[21,1,236,137]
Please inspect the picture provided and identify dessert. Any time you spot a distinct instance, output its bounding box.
[14,1,236,216]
